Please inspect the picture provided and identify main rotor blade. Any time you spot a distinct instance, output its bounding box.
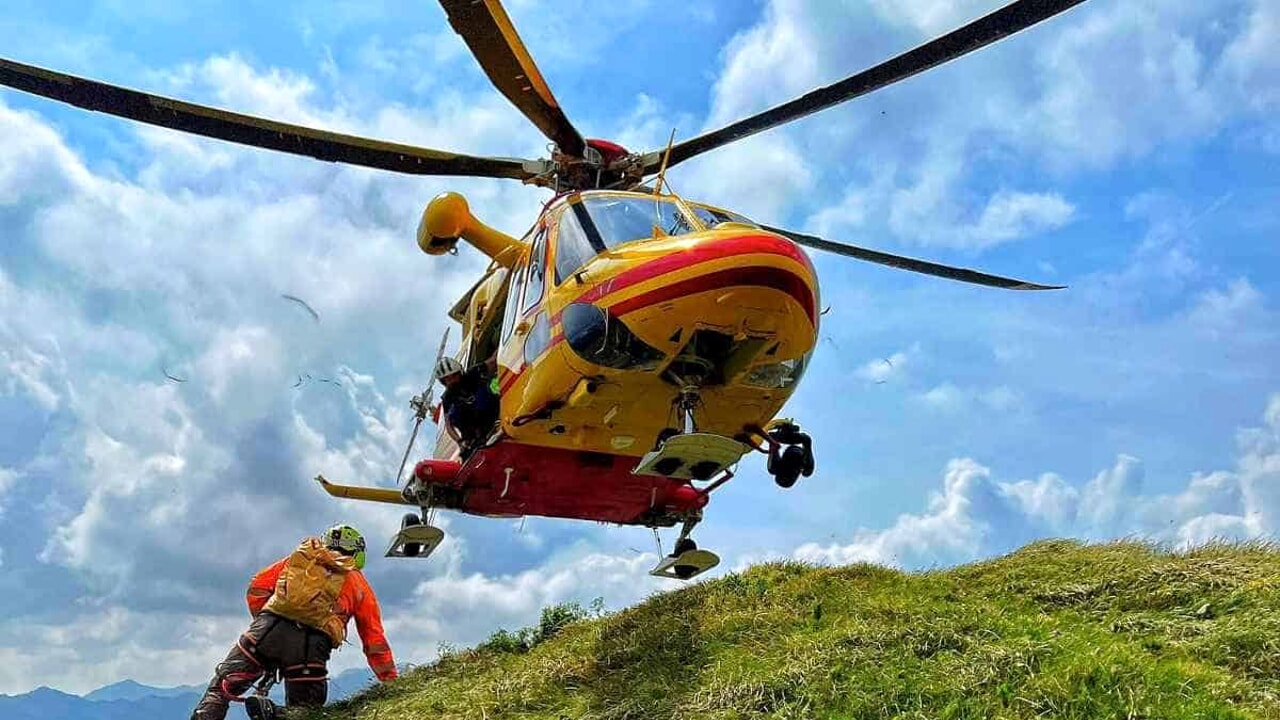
[439,0,586,158]
[0,57,538,180]
[640,0,1088,173]
[763,225,1065,290]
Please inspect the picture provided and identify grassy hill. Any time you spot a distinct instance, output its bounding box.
[309,540,1280,719]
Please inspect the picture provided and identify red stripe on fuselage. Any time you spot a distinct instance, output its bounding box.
[499,368,522,394]
[555,234,814,322]
[608,266,817,324]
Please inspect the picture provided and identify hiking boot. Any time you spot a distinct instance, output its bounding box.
[245,696,280,720]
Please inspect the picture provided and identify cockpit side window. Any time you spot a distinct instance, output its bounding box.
[689,204,758,228]
[520,226,548,316]
[554,205,599,285]
[501,243,530,344]
[553,195,696,284]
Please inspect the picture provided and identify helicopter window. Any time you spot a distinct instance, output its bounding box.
[523,311,552,364]
[520,226,548,316]
[501,257,528,344]
[689,204,758,228]
[555,196,696,284]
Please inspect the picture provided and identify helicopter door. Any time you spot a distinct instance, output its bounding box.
[465,266,511,367]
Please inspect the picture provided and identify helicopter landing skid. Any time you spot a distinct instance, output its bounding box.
[386,523,445,560]
[632,433,748,481]
[650,548,720,580]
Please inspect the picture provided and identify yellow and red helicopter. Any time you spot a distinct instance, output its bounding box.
[1,0,1087,579]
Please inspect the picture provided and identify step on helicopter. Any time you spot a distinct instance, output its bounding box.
[1,0,1087,579]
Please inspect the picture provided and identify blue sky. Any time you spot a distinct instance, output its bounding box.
[1,0,1277,695]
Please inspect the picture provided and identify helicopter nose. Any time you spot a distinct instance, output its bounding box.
[554,230,820,379]
[603,231,819,327]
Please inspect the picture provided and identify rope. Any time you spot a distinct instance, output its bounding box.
[395,414,425,488]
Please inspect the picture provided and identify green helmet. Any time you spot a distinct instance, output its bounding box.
[324,524,367,570]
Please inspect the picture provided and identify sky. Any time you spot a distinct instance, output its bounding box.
[0,0,1277,696]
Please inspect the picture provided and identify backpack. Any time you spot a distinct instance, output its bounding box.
[262,537,357,647]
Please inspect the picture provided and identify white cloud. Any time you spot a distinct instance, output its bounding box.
[797,393,1280,569]
[0,344,62,413]
[855,351,908,384]
[1222,1,1280,116]
[503,0,656,68]
[1018,2,1225,168]
[413,551,658,625]
[886,159,1076,249]
[703,0,823,129]
[921,382,965,411]
[868,0,1003,37]
[796,458,1021,567]
[680,133,814,224]
[1188,278,1265,336]
[0,466,13,517]
[0,608,246,694]
[967,191,1075,247]
[0,105,93,206]
[915,382,1024,414]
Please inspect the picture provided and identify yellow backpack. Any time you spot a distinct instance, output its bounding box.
[262,537,357,647]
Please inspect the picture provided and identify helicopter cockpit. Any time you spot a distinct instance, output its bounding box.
[553,194,759,284]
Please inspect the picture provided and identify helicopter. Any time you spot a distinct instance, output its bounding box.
[0,0,1087,580]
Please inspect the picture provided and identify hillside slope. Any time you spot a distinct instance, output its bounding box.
[310,540,1280,719]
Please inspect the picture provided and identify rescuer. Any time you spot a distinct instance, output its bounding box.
[189,525,397,720]
[435,356,500,458]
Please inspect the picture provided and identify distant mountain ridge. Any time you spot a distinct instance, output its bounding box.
[84,678,202,702]
[0,686,197,720]
[0,668,377,720]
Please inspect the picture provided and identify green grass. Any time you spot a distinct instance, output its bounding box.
[308,539,1280,719]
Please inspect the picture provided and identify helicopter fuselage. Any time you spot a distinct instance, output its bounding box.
[422,189,819,526]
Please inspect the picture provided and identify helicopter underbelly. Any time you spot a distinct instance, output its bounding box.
[505,353,785,455]
[430,441,707,526]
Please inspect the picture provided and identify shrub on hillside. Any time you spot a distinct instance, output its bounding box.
[478,600,601,655]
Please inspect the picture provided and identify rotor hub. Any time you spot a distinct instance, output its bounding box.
[538,138,644,191]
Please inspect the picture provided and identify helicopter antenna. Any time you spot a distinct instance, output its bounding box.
[397,326,451,491]
[653,128,677,196]
[652,129,678,237]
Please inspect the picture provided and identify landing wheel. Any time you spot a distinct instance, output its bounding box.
[653,427,681,451]
[772,445,805,488]
[650,514,719,580]
[401,513,423,557]
[672,538,699,579]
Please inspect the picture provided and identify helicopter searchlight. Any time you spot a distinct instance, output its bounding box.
[417,191,522,266]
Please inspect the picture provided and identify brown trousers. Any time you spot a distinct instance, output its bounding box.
[190,612,333,720]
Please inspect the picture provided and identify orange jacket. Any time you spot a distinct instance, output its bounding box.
[246,557,398,681]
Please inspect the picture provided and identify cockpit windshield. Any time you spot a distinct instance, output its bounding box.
[555,196,696,284]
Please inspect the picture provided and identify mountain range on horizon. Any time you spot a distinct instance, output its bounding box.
[0,668,377,720]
